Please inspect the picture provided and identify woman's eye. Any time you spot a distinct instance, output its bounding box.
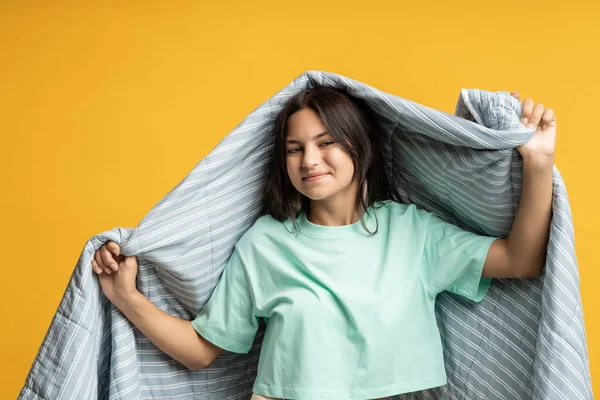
[287,141,333,155]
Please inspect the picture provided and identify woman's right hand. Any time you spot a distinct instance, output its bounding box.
[92,241,139,303]
[92,240,121,275]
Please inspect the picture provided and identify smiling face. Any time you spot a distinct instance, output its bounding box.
[285,107,359,205]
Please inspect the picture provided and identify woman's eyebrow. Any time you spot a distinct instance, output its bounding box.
[286,131,329,145]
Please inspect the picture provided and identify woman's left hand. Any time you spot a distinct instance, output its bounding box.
[510,92,557,162]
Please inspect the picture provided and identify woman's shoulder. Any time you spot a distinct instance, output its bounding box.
[374,200,430,217]
[234,213,292,249]
[373,201,435,231]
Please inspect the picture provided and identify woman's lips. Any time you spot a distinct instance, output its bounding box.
[303,173,328,182]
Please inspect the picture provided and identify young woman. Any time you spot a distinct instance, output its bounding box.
[92,87,556,399]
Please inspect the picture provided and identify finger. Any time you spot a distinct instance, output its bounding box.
[541,108,556,130]
[521,98,535,126]
[528,103,545,129]
[91,258,103,274]
[101,245,119,271]
[510,91,520,99]
[107,241,121,258]
[94,248,112,274]
[93,248,108,274]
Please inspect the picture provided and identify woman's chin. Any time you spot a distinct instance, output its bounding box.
[300,189,334,201]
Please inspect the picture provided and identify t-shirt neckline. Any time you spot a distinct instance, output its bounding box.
[297,204,379,238]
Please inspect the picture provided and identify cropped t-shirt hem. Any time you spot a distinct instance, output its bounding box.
[191,320,252,354]
[253,375,447,400]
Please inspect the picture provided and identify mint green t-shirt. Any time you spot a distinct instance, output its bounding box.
[191,200,497,399]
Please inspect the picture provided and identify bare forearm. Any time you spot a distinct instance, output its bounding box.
[113,292,221,371]
[506,155,554,277]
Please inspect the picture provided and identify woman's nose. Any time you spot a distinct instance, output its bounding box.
[301,146,321,167]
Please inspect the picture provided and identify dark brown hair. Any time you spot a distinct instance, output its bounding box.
[259,86,401,234]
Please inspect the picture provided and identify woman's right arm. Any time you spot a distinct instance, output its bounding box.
[112,291,223,371]
[92,242,223,371]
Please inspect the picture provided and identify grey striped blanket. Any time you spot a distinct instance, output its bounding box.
[19,70,591,399]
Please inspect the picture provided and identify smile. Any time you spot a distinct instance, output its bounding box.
[303,173,329,182]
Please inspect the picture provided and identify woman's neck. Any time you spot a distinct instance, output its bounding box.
[304,175,364,226]
[306,199,363,227]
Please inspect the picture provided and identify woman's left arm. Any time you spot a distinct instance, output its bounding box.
[482,93,557,279]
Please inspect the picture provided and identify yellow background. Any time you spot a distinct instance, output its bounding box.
[2,1,598,398]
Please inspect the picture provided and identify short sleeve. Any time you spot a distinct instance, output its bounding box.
[421,212,497,302]
[191,244,259,353]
